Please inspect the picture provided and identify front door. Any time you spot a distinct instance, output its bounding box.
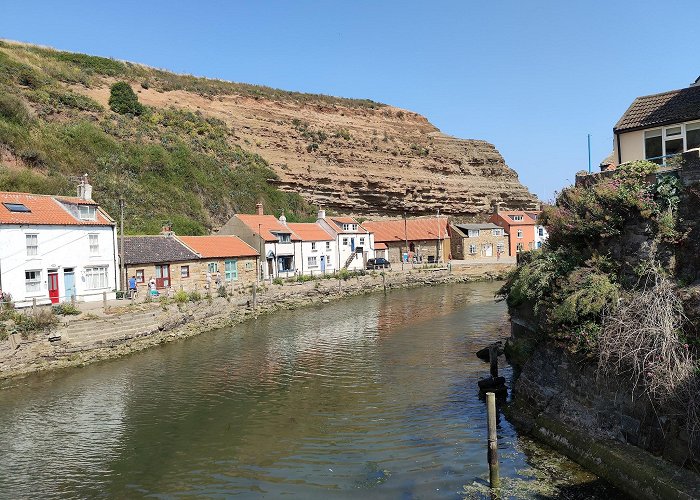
[484,244,493,257]
[64,269,75,300]
[320,255,326,273]
[48,271,59,304]
[350,238,355,251]
[155,264,170,288]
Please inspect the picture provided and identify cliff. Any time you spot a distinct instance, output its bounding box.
[0,40,538,235]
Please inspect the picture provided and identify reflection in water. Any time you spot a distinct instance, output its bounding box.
[0,282,615,499]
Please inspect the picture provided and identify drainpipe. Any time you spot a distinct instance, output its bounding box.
[300,240,304,275]
[616,132,622,165]
[111,223,118,292]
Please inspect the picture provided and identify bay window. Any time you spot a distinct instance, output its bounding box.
[644,121,700,163]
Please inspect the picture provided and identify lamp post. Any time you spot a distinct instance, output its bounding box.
[403,211,408,269]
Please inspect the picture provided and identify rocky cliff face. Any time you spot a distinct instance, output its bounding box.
[80,84,538,217]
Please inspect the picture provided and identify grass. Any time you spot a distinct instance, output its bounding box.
[0,42,320,234]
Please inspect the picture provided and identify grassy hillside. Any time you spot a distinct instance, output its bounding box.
[0,41,382,234]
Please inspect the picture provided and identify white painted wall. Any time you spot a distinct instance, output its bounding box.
[297,240,336,276]
[534,225,549,250]
[0,224,118,307]
[618,130,645,164]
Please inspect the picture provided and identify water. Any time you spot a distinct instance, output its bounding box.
[0,282,618,498]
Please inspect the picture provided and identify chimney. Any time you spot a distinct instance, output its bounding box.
[77,174,93,201]
[318,208,326,219]
[256,202,264,215]
[492,201,501,214]
[161,223,173,236]
[279,212,287,225]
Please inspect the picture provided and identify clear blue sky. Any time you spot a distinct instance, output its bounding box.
[2,1,699,201]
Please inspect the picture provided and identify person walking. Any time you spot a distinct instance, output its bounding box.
[128,275,137,299]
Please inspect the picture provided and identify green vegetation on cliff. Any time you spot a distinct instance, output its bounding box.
[0,41,385,234]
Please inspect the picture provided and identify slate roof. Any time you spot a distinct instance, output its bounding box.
[287,222,334,241]
[0,191,113,226]
[235,214,299,242]
[614,85,700,133]
[363,217,449,242]
[454,223,502,231]
[123,235,198,265]
[178,235,258,258]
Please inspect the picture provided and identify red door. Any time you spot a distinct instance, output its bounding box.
[155,265,170,288]
[48,272,59,304]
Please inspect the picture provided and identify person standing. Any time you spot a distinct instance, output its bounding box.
[128,275,137,298]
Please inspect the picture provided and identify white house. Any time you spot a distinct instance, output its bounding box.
[219,204,301,280]
[608,77,700,167]
[527,212,549,250]
[317,211,374,271]
[287,222,337,276]
[0,179,119,307]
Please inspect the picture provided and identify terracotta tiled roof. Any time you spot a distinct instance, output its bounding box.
[123,235,198,265]
[0,191,113,226]
[235,214,299,242]
[178,235,259,258]
[363,217,449,243]
[287,222,333,241]
[323,216,364,233]
[491,211,539,226]
[375,242,388,250]
[614,85,700,133]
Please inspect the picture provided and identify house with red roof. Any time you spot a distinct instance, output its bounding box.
[489,208,545,255]
[317,210,374,271]
[362,217,449,264]
[219,203,301,279]
[178,235,259,287]
[0,177,119,307]
[286,222,336,275]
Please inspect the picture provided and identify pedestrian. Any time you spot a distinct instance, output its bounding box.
[148,277,157,296]
[206,271,212,290]
[128,275,137,298]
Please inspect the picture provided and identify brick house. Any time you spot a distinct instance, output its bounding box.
[362,217,449,263]
[488,210,542,255]
[450,223,509,259]
[123,235,200,292]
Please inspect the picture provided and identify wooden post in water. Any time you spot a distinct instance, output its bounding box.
[486,392,500,489]
[489,344,499,378]
[252,282,257,317]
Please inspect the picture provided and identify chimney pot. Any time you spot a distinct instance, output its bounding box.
[256,202,264,215]
[318,208,326,219]
[78,174,93,201]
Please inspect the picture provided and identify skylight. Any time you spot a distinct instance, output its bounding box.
[3,202,31,213]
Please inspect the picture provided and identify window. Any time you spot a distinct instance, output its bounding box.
[492,229,502,237]
[359,237,365,246]
[517,229,523,238]
[497,242,505,254]
[341,223,357,231]
[85,266,108,289]
[26,234,38,256]
[516,243,524,252]
[308,256,318,268]
[342,237,348,246]
[136,269,144,283]
[89,233,99,255]
[208,262,218,273]
[181,265,190,278]
[245,261,253,271]
[278,256,293,272]
[325,241,331,251]
[645,122,700,163]
[537,241,542,249]
[510,215,523,221]
[25,270,41,292]
[4,202,30,213]
[538,227,544,237]
[277,233,291,243]
[78,205,96,221]
[469,244,477,255]
[468,229,480,238]
[311,242,317,251]
[225,259,238,281]
[342,223,349,231]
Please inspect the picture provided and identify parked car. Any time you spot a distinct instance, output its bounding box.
[366,258,391,270]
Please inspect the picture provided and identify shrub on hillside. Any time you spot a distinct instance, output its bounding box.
[0,94,30,124]
[109,82,144,115]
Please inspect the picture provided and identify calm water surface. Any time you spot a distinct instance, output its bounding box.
[0,282,615,498]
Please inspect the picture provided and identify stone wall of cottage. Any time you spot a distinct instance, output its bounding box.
[126,256,258,292]
[450,232,509,260]
[383,239,449,263]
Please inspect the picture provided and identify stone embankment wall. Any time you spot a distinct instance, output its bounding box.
[0,264,511,380]
[507,331,700,499]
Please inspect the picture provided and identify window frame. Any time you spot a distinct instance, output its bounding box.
[135,269,145,283]
[510,215,524,221]
[208,262,219,273]
[308,256,318,268]
[491,229,502,237]
[469,244,477,255]
[342,237,348,246]
[88,233,99,256]
[311,242,317,251]
[25,269,41,293]
[644,121,700,161]
[517,229,523,239]
[85,266,109,290]
[26,234,38,257]
[78,205,97,221]
[224,259,238,281]
[325,241,331,251]
[180,265,190,278]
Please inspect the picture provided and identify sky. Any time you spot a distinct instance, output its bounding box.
[2,0,699,202]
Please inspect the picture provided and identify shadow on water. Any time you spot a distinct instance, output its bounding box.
[0,282,623,499]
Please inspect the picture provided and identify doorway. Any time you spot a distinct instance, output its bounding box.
[48,271,59,304]
[484,244,493,257]
[320,255,326,273]
[155,264,170,288]
[64,268,75,300]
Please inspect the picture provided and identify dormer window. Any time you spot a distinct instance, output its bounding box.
[277,233,291,243]
[342,223,350,231]
[79,205,96,221]
[510,215,523,221]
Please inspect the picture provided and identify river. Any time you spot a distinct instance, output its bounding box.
[0,282,620,498]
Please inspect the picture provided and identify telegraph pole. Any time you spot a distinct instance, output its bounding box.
[119,198,125,291]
